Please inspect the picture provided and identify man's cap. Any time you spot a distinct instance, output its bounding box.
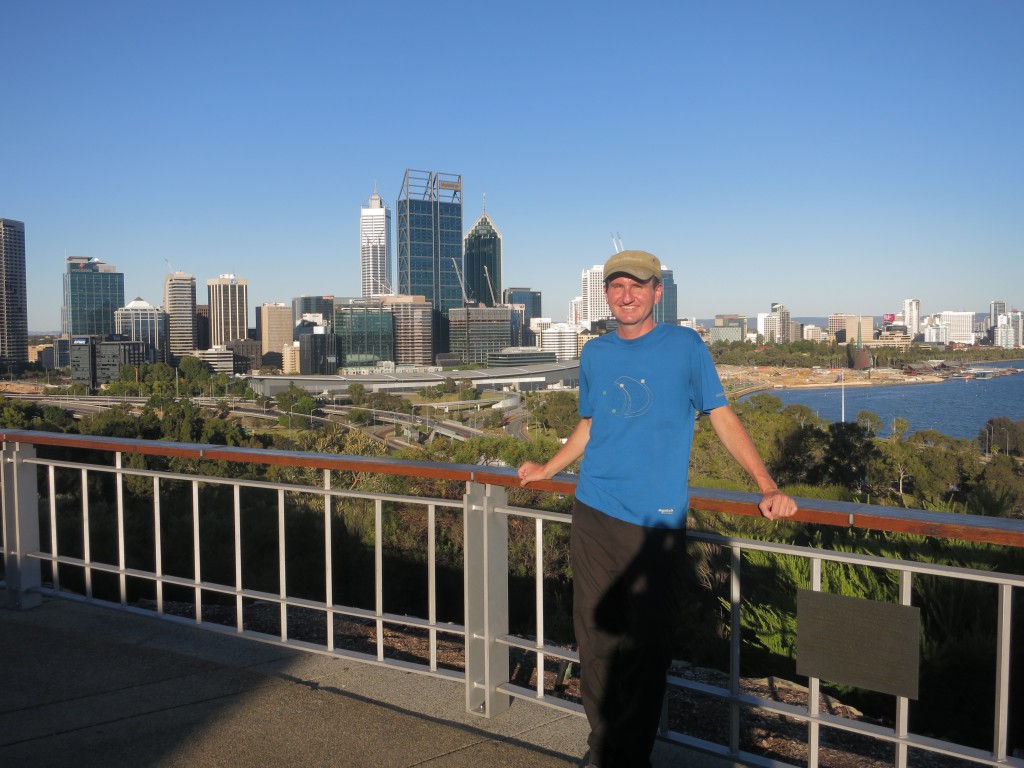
[603,250,662,282]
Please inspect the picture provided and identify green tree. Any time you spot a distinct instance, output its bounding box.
[177,355,207,382]
[348,383,368,406]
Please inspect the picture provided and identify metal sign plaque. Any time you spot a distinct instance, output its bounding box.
[797,589,920,699]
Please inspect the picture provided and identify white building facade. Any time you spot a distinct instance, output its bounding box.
[580,266,610,326]
[902,298,921,336]
[540,323,583,361]
[360,188,392,298]
[115,298,169,363]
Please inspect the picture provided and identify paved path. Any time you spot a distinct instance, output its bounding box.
[0,592,743,767]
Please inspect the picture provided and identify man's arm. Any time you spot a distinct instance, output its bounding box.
[707,405,797,521]
[518,417,591,486]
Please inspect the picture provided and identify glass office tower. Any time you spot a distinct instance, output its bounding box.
[654,268,678,325]
[0,218,28,364]
[504,287,542,345]
[396,169,463,355]
[62,257,125,337]
[334,300,395,367]
[463,208,502,307]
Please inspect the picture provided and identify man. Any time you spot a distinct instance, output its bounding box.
[518,250,797,768]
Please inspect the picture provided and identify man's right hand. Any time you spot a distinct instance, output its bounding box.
[517,460,549,487]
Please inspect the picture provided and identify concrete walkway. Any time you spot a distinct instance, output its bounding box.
[0,591,743,767]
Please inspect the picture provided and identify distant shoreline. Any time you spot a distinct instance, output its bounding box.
[721,362,1023,399]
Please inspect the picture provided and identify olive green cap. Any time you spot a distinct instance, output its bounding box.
[603,250,662,282]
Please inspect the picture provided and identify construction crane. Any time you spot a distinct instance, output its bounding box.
[450,257,471,304]
[611,232,625,253]
[482,265,500,306]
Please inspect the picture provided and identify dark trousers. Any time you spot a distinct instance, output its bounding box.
[572,500,688,768]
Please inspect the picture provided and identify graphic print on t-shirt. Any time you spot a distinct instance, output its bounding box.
[612,375,652,418]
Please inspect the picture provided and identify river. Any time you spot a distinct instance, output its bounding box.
[739,361,1024,440]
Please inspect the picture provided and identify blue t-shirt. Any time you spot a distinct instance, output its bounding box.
[575,323,727,529]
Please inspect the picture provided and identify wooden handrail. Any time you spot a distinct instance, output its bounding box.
[3,429,1023,549]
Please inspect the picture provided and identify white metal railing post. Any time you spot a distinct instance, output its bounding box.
[1,441,42,609]
[463,480,510,717]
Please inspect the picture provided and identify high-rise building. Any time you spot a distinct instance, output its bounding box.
[207,274,248,347]
[382,295,434,367]
[195,304,210,350]
[902,298,921,337]
[831,315,875,346]
[299,326,338,375]
[115,298,169,363]
[62,257,125,337]
[540,323,583,361]
[163,272,197,364]
[568,297,583,326]
[504,287,542,346]
[0,218,28,363]
[449,306,511,365]
[360,186,392,298]
[759,303,792,344]
[828,313,857,341]
[654,268,677,326]
[580,265,610,325]
[937,311,976,345]
[709,314,748,344]
[463,205,502,307]
[990,300,1007,331]
[226,338,262,374]
[258,302,293,369]
[334,299,395,368]
[396,169,463,355]
[292,295,335,331]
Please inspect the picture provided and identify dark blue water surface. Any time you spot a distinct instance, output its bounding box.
[739,361,1024,440]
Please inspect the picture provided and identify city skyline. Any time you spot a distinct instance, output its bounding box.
[3,2,1022,333]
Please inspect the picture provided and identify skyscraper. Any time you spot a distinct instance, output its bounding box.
[902,298,921,337]
[360,186,392,297]
[62,257,125,337]
[0,218,28,363]
[449,306,512,365]
[258,302,293,368]
[654,268,678,326]
[396,169,463,355]
[115,298,169,363]
[163,272,197,363]
[990,300,1007,329]
[292,295,335,330]
[206,274,248,347]
[382,294,434,367]
[504,287,542,345]
[580,265,610,325]
[463,203,502,306]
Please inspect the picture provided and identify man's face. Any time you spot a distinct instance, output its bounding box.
[604,274,662,333]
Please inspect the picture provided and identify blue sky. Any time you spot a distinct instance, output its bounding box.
[3,1,1022,333]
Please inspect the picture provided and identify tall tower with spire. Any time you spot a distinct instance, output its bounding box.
[463,194,502,307]
[360,183,392,298]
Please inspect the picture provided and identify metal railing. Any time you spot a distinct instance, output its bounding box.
[1,429,1022,768]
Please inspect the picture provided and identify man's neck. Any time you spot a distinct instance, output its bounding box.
[616,321,658,341]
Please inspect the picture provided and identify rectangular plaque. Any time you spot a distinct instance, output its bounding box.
[796,589,920,699]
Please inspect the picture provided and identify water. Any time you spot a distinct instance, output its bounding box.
[739,361,1024,440]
